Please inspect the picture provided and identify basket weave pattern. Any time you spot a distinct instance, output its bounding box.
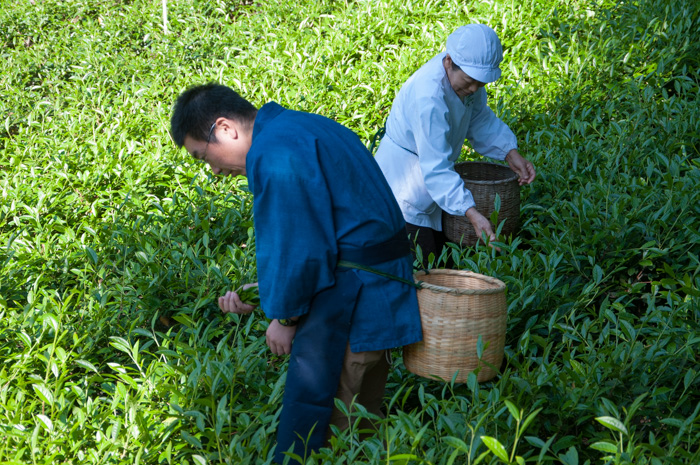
[443,162,520,246]
[404,270,507,383]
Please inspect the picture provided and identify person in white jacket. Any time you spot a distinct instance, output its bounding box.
[375,24,536,265]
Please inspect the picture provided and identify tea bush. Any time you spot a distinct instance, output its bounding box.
[1,0,698,463]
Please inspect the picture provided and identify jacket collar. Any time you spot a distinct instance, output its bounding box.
[252,101,285,141]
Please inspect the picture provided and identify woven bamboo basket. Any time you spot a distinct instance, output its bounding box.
[404,269,507,383]
[443,162,520,246]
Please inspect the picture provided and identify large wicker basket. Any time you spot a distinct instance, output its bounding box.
[404,269,507,383]
[443,162,520,246]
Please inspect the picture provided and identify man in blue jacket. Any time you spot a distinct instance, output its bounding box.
[170,83,422,463]
[375,24,536,264]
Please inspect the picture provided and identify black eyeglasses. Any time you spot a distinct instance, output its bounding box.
[202,122,217,161]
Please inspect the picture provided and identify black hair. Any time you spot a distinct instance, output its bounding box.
[170,82,258,147]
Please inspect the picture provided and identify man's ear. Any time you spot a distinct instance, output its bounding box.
[217,117,240,140]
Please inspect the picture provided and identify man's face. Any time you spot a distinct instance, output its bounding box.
[183,118,250,177]
[444,56,486,98]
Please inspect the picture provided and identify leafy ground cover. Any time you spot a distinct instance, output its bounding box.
[1,0,699,463]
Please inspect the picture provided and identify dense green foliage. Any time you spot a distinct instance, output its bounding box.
[1,0,699,463]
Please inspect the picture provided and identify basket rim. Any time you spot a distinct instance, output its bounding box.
[454,161,518,185]
[414,269,506,295]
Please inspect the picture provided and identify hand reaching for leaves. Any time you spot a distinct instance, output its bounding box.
[466,208,501,252]
[218,282,259,314]
[505,149,536,185]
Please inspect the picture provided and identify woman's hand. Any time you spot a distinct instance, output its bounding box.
[505,149,536,185]
[466,207,500,251]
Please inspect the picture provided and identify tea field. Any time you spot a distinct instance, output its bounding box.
[1,0,699,463]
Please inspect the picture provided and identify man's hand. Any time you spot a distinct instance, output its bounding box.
[466,207,500,250]
[266,319,297,355]
[505,149,536,185]
[218,282,258,315]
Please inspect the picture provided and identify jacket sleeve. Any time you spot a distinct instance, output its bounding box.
[465,88,518,161]
[412,94,476,216]
[250,140,337,320]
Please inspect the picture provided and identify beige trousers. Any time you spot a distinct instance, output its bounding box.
[327,344,390,440]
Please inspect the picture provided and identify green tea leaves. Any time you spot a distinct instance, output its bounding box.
[2,0,700,462]
[32,384,54,406]
[482,436,509,462]
[595,416,628,435]
[237,284,260,307]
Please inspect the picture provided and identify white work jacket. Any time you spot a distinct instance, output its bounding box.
[375,52,518,230]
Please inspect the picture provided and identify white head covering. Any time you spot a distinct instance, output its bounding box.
[446,24,503,83]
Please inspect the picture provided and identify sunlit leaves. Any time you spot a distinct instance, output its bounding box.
[2,0,700,463]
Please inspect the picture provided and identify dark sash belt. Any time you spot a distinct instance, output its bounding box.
[274,229,411,464]
[337,228,411,267]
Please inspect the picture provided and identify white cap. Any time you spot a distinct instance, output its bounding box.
[446,24,503,83]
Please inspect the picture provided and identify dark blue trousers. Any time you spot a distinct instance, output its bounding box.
[273,269,361,464]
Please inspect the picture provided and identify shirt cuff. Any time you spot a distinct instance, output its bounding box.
[263,305,310,320]
[489,144,518,161]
